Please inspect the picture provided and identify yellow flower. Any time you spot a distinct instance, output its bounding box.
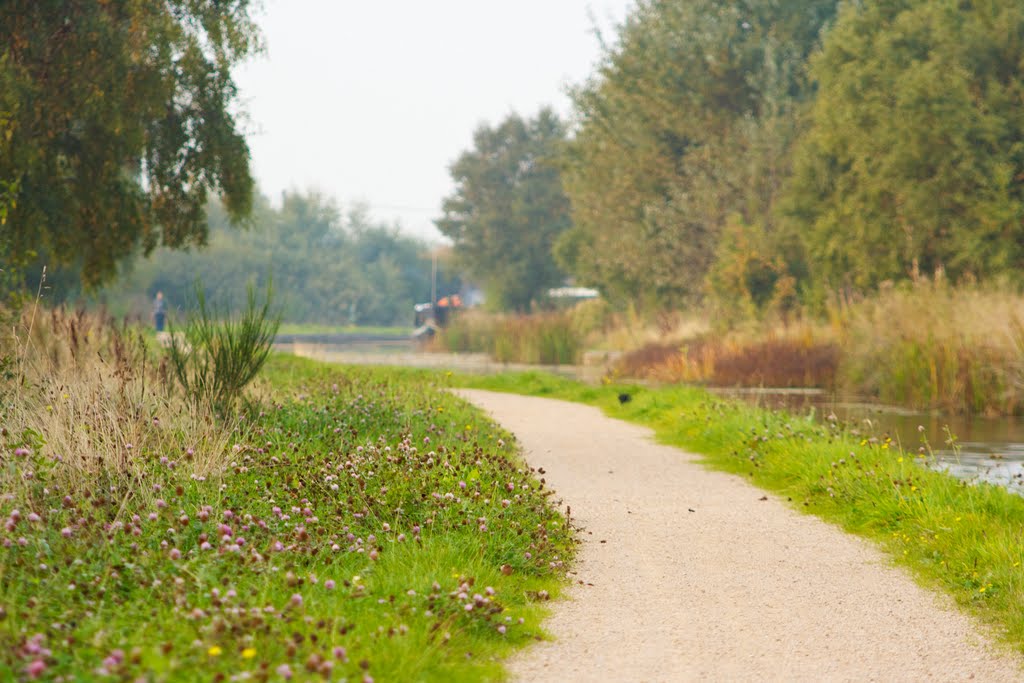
[241,648,256,659]
[208,646,222,657]
[352,575,361,583]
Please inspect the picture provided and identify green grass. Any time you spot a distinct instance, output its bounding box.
[0,357,574,681]
[453,370,1024,654]
[276,323,412,337]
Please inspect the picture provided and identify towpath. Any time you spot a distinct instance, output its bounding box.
[456,389,1023,682]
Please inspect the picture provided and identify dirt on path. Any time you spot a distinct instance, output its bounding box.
[456,389,1024,683]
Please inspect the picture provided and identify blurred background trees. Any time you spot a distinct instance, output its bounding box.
[97,191,457,327]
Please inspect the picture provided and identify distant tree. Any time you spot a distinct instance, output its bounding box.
[0,1,261,290]
[560,0,836,307]
[436,109,571,311]
[786,0,1024,289]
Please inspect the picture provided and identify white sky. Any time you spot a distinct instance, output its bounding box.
[233,0,636,243]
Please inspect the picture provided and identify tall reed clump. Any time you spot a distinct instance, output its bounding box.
[166,281,280,412]
[436,310,582,365]
[0,304,236,503]
[835,279,1024,415]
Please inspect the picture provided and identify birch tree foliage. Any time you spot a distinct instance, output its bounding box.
[0,1,261,289]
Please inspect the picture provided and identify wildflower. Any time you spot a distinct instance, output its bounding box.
[25,659,47,679]
[276,664,293,679]
[324,580,336,590]
[208,646,222,656]
[242,647,256,659]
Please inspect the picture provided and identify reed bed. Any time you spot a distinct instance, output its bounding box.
[436,310,583,365]
[835,280,1024,415]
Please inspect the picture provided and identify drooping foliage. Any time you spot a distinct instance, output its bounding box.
[436,109,571,312]
[0,1,260,290]
[785,0,1024,290]
[559,0,837,308]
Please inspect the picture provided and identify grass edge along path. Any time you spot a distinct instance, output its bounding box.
[1,356,575,682]
[453,370,1024,656]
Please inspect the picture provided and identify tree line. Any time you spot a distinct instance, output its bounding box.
[438,0,1024,315]
[4,1,1022,319]
[99,192,458,327]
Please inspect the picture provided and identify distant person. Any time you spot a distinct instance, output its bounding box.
[153,291,167,332]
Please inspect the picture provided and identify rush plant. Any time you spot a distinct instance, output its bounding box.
[167,281,280,411]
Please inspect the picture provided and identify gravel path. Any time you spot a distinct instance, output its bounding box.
[456,390,1024,682]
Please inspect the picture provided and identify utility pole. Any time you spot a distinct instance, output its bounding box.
[431,249,437,306]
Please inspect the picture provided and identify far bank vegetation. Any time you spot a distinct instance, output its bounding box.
[433,0,1024,416]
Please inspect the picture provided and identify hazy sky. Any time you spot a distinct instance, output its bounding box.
[233,0,636,242]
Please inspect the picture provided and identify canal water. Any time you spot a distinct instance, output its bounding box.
[281,341,1024,492]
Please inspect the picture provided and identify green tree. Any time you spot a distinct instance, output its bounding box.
[0,1,260,290]
[786,0,1024,290]
[436,109,571,311]
[560,0,836,308]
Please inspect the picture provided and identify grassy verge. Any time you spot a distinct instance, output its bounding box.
[1,338,574,680]
[454,370,1024,653]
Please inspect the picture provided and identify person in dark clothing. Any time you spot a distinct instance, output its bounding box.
[153,291,167,332]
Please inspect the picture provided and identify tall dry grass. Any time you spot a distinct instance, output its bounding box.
[0,304,237,505]
[434,301,709,366]
[834,279,1024,415]
[435,309,583,365]
[613,279,1024,415]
